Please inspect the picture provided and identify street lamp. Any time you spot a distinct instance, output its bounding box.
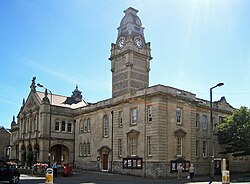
[37,83,52,166]
[210,82,224,179]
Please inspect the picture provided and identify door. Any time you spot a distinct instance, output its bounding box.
[102,154,108,170]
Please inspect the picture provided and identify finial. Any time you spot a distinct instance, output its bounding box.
[45,88,48,97]
[22,98,25,106]
[76,84,78,89]
[30,76,36,92]
[11,115,17,126]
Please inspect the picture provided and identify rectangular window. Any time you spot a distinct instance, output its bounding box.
[55,121,60,131]
[118,111,123,127]
[118,139,122,157]
[176,107,182,125]
[195,114,199,129]
[196,140,199,157]
[68,122,72,132]
[131,108,137,125]
[103,115,109,138]
[87,118,91,132]
[177,137,183,157]
[147,106,153,122]
[129,137,137,156]
[147,136,152,156]
[202,141,207,158]
[212,117,217,132]
[61,121,66,132]
[202,115,207,131]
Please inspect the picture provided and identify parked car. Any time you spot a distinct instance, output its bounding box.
[0,160,20,183]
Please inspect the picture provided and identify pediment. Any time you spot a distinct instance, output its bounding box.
[21,92,41,114]
[174,128,187,137]
[215,96,234,111]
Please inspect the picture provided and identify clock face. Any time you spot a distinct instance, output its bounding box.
[134,38,143,49]
[117,37,126,49]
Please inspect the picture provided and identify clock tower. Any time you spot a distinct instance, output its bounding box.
[109,7,152,97]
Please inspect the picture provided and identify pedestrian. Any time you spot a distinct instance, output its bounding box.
[189,163,195,180]
[52,161,57,177]
[177,163,183,181]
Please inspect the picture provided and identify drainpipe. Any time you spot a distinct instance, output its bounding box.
[111,111,114,173]
[144,90,147,177]
[73,119,76,167]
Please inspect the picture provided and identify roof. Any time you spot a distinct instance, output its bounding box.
[0,126,11,134]
[36,91,88,109]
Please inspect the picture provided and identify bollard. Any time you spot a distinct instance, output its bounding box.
[45,168,53,184]
[222,170,230,184]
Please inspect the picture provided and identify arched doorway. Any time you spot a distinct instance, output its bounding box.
[98,146,111,171]
[50,144,69,166]
[21,144,26,166]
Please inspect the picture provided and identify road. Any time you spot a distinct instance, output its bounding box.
[1,169,249,184]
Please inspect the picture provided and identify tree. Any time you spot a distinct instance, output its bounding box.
[217,106,250,156]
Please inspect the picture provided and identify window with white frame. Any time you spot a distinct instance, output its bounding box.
[147,106,153,122]
[103,115,109,138]
[176,107,182,125]
[130,108,137,125]
[195,114,199,129]
[118,139,122,157]
[202,115,207,131]
[55,121,60,131]
[202,141,207,158]
[129,136,137,156]
[87,118,91,132]
[177,137,183,157]
[147,136,152,156]
[61,121,66,132]
[68,122,72,132]
[118,111,123,127]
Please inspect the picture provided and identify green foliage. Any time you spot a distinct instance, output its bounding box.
[218,107,250,156]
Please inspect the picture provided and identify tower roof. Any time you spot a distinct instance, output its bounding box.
[118,7,144,37]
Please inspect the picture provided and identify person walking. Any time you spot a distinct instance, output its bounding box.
[177,163,183,181]
[189,164,195,180]
[52,161,57,177]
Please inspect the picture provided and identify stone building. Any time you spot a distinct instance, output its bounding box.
[10,80,87,166]
[10,7,250,178]
[0,126,11,160]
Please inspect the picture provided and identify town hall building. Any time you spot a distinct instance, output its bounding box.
[9,7,250,178]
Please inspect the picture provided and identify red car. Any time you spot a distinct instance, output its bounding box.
[0,160,20,184]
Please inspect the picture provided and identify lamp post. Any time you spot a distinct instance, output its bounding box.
[37,83,52,166]
[210,82,224,179]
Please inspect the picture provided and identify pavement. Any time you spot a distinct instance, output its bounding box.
[11,169,250,184]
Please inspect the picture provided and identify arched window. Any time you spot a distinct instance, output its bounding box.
[83,142,87,156]
[87,118,91,132]
[34,143,40,159]
[87,142,91,156]
[79,143,83,156]
[103,115,109,138]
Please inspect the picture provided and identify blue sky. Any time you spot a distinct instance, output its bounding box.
[1,0,250,128]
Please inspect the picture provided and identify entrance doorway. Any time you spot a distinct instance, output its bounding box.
[50,145,69,165]
[102,154,109,170]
